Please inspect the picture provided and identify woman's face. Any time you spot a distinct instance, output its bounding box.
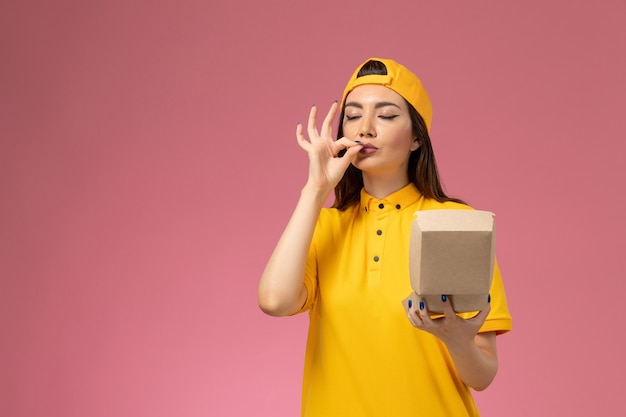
[342,84,419,178]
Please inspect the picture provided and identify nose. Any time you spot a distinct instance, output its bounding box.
[358,117,376,138]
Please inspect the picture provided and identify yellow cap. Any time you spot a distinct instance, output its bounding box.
[340,58,433,131]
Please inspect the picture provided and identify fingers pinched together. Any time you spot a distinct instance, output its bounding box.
[295,102,363,192]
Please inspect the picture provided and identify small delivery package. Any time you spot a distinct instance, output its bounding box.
[404,209,495,314]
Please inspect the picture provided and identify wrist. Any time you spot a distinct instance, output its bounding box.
[444,337,477,356]
[300,184,332,207]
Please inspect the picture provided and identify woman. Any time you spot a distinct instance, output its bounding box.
[258,58,512,417]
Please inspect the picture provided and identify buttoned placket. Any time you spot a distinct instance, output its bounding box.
[365,200,390,285]
[362,190,407,285]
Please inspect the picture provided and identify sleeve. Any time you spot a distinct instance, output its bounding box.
[478,259,513,335]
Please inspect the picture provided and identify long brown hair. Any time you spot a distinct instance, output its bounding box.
[332,60,466,210]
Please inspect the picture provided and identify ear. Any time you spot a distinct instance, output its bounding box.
[410,138,421,152]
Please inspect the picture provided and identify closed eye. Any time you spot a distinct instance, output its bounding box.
[345,115,361,121]
[379,115,398,120]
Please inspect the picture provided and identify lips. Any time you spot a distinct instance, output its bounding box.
[359,143,378,154]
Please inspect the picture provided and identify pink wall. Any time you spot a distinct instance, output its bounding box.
[1,1,625,416]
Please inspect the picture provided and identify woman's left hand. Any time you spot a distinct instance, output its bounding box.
[407,295,489,347]
[406,294,498,390]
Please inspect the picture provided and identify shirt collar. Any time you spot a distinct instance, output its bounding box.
[360,183,422,213]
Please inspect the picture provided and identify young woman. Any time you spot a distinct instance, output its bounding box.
[258,58,512,417]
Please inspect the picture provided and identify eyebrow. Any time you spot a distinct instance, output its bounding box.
[344,101,402,110]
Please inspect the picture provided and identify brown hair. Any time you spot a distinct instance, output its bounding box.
[332,60,466,210]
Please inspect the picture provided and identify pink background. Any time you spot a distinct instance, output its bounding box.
[1,1,625,416]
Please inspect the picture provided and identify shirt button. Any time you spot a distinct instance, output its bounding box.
[364,206,368,212]
[373,256,380,262]
[396,204,401,209]
[378,203,384,209]
[376,230,382,235]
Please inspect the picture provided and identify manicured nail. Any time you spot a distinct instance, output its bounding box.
[355,140,362,144]
[419,301,424,311]
[488,293,491,303]
[408,299,413,309]
[333,99,338,103]
[312,103,316,107]
[441,294,447,302]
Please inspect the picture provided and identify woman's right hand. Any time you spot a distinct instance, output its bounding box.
[296,101,363,196]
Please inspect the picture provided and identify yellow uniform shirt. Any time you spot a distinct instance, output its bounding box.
[299,184,512,417]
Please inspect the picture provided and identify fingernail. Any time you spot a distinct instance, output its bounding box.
[441,294,447,302]
[312,103,316,107]
[408,299,413,309]
[354,140,362,144]
[488,293,491,303]
[419,301,424,311]
[333,99,338,103]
